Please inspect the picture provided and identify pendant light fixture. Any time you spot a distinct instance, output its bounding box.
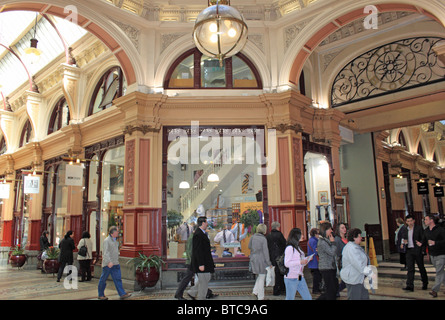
[207,161,220,182]
[179,164,190,189]
[24,13,42,65]
[193,0,248,66]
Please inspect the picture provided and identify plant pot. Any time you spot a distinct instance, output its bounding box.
[44,259,60,274]
[136,267,159,289]
[9,254,27,268]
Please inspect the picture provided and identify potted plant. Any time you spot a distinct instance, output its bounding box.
[127,252,165,289]
[9,244,27,268]
[43,246,60,274]
[240,209,260,235]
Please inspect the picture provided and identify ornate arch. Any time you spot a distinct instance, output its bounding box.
[282,0,445,89]
[1,1,142,87]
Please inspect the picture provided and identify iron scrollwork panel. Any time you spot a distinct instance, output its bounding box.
[331,37,445,107]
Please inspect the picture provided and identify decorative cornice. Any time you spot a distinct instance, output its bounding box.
[123,124,160,136]
[271,123,303,134]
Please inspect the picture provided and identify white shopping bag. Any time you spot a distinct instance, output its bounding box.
[266,266,275,287]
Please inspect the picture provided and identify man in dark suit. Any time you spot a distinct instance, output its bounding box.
[402,215,428,291]
[188,216,215,300]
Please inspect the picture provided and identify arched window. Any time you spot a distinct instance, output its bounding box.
[19,120,33,148]
[88,67,126,116]
[417,142,425,158]
[164,48,262,89]
[0,136,6,155]
[48,97,70,135]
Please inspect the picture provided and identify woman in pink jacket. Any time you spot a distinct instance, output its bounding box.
[284,228,313,300]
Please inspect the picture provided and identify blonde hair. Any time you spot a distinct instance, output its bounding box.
[256,223,267,235]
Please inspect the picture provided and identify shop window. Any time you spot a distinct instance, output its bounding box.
[88,67,127,116]
[304,152,332,230]
[48,97,70,135]
[165,126,266,260]
[0,136,6,155]
[165,48,262,89]
[19,120,33,148]
[100,146,125,248]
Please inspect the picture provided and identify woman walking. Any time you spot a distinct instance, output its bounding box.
[316,222,338,300]
[284,228,312,300]
[340,228,370,300]
[248,224,272,300]
[77,231,93,282]
[395,218,407,271]
[57,230,75,282]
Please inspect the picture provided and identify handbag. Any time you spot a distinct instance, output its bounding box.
[78,239,88,257]
[275,253,289,276]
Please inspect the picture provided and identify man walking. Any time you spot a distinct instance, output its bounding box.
[422,214,445,298]
[98,226,131,300]
[187,216,215,300]
[401,215,428,292]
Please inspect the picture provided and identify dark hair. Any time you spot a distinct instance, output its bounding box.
[405,215,414,221]
[347,228,362,242]
[286,228,303,255]
[426,214,439,225]
[81,231,91,239]
[64,230,73,239]
[309,228,319,237]
[319,222,332,238]
[335,223,348,238]
[42,230,49,236]
[197,216,207,227]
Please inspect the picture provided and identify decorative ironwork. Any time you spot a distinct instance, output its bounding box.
[331,37,445,107]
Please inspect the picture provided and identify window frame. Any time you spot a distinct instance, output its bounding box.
[164,48,262,90]
[88,67,125,116]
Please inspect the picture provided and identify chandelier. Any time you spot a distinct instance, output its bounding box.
[193,0,248,66]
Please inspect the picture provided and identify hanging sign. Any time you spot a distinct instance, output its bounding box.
[65,164,83,186]
[0,184,10,199]
[394,178,408,193]
[434,186,444,197]
[24,175,40,194]
[417,182,429,195]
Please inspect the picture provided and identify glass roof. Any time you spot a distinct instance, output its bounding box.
[0,11,87,97]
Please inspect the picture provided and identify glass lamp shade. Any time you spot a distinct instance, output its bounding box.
[207,173,220,182]
[193,3,248,64]
[179,181,190,189]
[24,39,42,65]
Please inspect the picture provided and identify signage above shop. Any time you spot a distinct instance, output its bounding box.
[394,178,408,193]
[434,186,444,197]
[24,175,40,194]
[417,182,429,195]
[0,184,10,199]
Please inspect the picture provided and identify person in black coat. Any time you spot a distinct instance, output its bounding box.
[266,221,287,296]
[57,230,76,282]
[39,231,51,273]
[188,217,215,300]
[401,215,428,291]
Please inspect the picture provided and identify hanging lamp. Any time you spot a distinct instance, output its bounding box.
[193,0,248,66]
[24,13,42,65]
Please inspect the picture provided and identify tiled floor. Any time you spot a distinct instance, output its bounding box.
[1,263,444,300]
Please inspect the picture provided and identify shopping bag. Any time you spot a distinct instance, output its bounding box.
[266,266,275,287]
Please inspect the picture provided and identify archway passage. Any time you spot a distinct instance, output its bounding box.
[288,3,442,86]
[0,2,136,85]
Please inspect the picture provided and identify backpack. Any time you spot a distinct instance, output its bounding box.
[275,253,289,276]
[78,239,88,257]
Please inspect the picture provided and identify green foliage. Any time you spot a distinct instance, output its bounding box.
[167,210,183,229]
[45,246,60,259]
[11,244,24,255]
[127,252,165,272]
[240,209,260,235]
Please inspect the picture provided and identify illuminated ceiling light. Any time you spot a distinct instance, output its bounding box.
[179,181,190,189]
[207,173,220,182]
[24,14,42,65]
[193,0,248,66]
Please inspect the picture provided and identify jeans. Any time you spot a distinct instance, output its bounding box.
[431,255,445,293]
[284,277,312,300]
[98,265,126,297]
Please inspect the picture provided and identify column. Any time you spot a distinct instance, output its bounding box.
[61,63,82,124]
[114,92,165,258]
